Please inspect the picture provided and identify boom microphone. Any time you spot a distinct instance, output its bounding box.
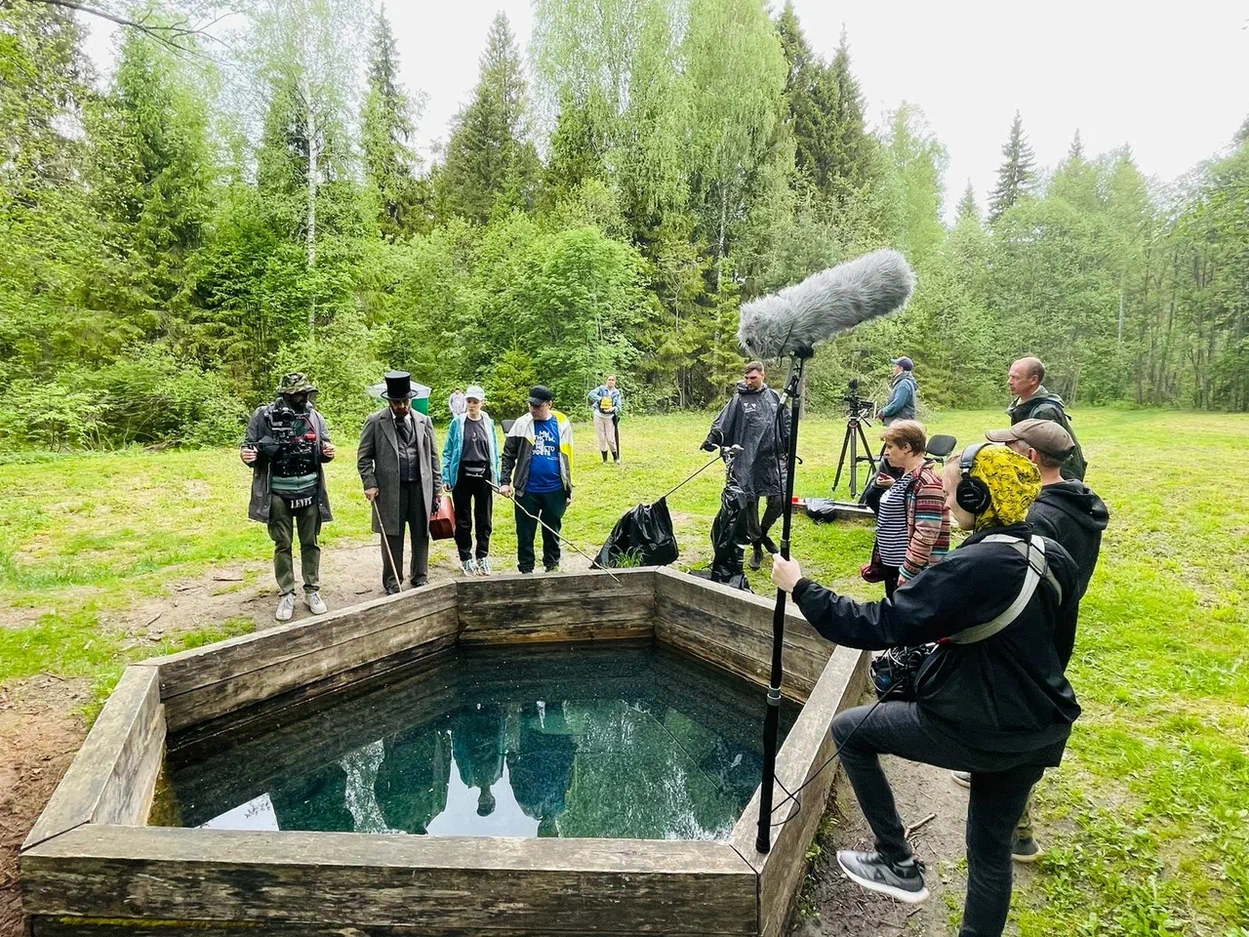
[737,249,916,359]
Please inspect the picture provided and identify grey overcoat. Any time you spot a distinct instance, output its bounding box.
[357,409,442,535]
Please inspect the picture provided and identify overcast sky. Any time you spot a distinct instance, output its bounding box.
[83,1,1249,220]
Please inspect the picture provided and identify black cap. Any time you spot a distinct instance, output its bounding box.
[527,385,553,405]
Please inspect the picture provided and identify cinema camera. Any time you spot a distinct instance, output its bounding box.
[257,400,319,463]
[843,378,875,419]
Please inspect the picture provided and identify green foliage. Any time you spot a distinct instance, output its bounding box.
[988,110,1037,222]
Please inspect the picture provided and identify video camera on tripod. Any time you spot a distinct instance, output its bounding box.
[842,378,875,420]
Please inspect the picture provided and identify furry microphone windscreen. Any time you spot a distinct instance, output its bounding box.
[737,249,916,359]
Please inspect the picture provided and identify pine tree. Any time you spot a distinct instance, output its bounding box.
[1049,128,1100,211]
[826,28,877,192]
[987,110,1036,222]
[361,6,426,239]
[776,2,835,194]
[438,12,537,223]
[955,180,979,224]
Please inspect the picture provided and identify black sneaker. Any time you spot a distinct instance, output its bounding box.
[1012,835,1041,863]
[749,544,764,570]
[836,850,929,904]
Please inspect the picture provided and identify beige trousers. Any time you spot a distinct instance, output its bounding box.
[594,411,618,454]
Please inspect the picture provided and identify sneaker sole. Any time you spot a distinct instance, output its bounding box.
[836,855,930,904]
[951,772,972,790]
[1012,849,1042,863]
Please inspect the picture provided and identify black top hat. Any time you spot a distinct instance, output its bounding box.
[382,371,418,400]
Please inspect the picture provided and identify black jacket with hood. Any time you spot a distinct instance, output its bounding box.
[793,523,1081,761]
[1009,386,1087,480]
[702,382,790,497]
[1028,481,1108,600]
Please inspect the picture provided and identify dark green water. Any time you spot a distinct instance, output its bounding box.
[162,643,798,841]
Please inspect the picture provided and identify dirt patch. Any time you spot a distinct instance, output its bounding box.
[0,676,89,937]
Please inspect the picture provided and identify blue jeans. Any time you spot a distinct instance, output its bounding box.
[832,702,1048,937]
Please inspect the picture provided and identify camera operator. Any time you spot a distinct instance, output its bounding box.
[879,356,918,426]
[241,372,336,621]
[701,361,790,571]
[772,444,1080,936]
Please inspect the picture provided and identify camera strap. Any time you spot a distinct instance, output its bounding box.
[945,535,1063,645]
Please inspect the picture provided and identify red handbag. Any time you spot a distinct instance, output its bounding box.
[429,493,456,540]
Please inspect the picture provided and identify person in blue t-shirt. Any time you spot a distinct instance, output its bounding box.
[499,386,574,573]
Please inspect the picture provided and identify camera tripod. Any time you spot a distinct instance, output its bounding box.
[831,410,878,500]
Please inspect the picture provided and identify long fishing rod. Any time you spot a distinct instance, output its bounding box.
[486,479,622,584]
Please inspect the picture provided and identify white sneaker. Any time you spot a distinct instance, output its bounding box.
[461,559,477,576]
[305,590,327,615]
[275,593,296,621]
[477,558,492,576]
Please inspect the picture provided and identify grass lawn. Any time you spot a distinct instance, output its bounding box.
[2,407,1247,935]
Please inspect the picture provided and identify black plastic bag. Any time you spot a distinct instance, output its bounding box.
[709,476,751,588]
[593,497,679,569]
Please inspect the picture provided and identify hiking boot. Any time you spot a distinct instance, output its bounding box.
[304,591,327,615]
[385,585,401,595]
[749,544,764,570]
[1012,835,1042,863]
[275,593,296,621]
[545,565,561,574]
[462,559,477,576]
[476,558,492,576]
[951,770,971,789]
[836,850,929,904]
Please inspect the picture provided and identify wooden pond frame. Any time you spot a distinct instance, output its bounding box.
[21,567,868,937]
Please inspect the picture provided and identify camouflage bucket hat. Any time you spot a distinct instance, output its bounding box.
[278,372,315,395]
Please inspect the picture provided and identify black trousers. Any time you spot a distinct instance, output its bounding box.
[882,564,900,598]
[382,480,429,590]
[746,495,784,547]
[452,475,493,561]
[832,702,1049,937]
[515,489,567,572]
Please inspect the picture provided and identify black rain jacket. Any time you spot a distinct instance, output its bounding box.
[793,523,1081,761]
[1008,386,1088,480]
[702,383,790,497]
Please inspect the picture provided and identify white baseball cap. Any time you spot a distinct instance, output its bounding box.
[465,384,486,402]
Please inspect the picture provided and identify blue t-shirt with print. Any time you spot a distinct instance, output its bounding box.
[526,417,564,493]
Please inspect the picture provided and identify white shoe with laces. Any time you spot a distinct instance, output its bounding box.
[275,593,296,621]
[305,591,327,615]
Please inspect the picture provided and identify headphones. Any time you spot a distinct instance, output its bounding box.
[956,442,994,515]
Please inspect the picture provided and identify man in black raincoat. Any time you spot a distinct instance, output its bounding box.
[701,361,791,570]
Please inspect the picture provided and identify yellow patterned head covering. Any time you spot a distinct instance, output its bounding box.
[969,445,1041,530]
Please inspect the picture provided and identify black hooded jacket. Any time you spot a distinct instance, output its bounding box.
[793,523,1081,761]
[1028,481,1108,600]
[703,382,790,497]
[1009,386,1087,480]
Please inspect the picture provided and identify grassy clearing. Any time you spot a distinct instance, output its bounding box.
[1,408,1247,934]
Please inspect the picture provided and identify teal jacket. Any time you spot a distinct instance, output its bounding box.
[442,413,501,488]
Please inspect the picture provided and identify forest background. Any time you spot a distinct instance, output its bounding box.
[2,0,1248,451]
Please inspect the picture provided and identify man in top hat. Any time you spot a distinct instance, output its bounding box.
[241,372,336,621]
[358,371,443,593]
[879,356,919,426]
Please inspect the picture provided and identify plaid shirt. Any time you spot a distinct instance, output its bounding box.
[898,463,950,584]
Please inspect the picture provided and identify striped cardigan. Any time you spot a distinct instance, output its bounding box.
[898,462,950,585]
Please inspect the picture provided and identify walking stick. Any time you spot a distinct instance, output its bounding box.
[372,497,402,592]
[613,412,621,461]
[487,480,622,584]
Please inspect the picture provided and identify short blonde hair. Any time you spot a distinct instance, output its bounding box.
[880,420,927,455]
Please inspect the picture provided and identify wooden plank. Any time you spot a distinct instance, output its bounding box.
[148,583,459,697]
[456,567,656,607]
[654,597,826,702]
[23,667,161,850]
[166,637,456,753]
[458,593,654,631]
[729,645,870,937]
[30,918,746,937]
[654,569,828,657]
[22,826,757,935]
[159,606,459,731]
